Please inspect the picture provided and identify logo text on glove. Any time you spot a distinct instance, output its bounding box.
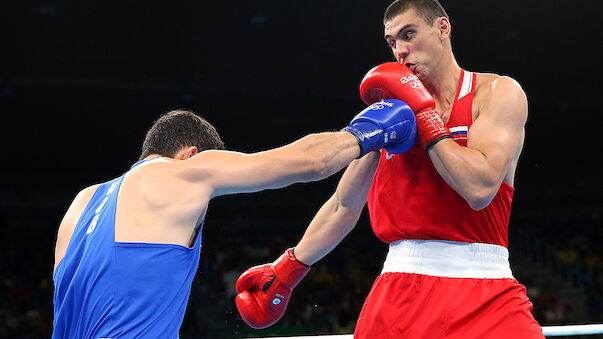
[272,293,285,305]
[400,74,419,85]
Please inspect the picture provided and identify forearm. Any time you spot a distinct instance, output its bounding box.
[428,139,506,210]
[298,132,361,182]
[202,132,360,197]
[294,195,363,265]
[293,153,379,265]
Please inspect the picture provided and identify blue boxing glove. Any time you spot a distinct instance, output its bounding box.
[343,99,417,157]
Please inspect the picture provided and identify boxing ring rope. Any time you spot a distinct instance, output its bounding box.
[248,323,603,338]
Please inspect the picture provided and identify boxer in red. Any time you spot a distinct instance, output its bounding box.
[235,1,544,338]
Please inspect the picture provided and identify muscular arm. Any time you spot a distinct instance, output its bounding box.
[233,152,379,328]
[180,132,361,197]
[428,76,527,210]
[292,152,380,265]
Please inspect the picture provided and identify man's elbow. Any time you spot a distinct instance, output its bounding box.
[332,202,364,233]
[465,189,496,211]
[467,198,491,211]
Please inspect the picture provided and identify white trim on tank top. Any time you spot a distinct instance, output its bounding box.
[457,71,474,100]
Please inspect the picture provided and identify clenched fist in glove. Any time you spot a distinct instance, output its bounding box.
[343,99,417,156]
[359,62,452,150]
[235,248,310,329]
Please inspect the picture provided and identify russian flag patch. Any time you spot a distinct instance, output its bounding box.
[450,126,468,140]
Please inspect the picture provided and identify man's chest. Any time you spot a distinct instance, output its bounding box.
[434,96,480,126]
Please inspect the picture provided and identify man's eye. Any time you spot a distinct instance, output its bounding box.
[403,31,415,40]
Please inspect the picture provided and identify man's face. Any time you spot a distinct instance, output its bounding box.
[384,9,443,79]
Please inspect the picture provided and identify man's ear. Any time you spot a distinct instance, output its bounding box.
[175,146,199,160]
[437,17,451,40]
[184,146,199,159]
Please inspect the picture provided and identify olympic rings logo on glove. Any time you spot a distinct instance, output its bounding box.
[370,100,395,110]
[410,80,424,89]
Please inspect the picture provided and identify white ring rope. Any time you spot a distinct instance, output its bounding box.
[247,323,603,338]
[542,324,603,336]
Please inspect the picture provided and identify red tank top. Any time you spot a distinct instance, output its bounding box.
[367,69,514,247]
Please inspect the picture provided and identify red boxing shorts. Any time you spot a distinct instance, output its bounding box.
[354,240,544,339]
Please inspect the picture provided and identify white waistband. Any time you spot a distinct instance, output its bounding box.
[381,239,514,279]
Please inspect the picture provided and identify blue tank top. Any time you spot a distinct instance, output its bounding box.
[53,159,203,339]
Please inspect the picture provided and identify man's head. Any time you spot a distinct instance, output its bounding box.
[139,110,225,160]
[383,0,451,80]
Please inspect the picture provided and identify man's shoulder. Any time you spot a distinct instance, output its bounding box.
[471,72,526,113]
[123,155,214,202]
[67,184,101,218]
[76,184,101,204]
[473,72,523,98]
[126,157,186,183]
[58,184,101,245]
[131,152,223,177]
[467,71,527,126]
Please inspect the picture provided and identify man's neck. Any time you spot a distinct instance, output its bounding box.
[423,56,462,108]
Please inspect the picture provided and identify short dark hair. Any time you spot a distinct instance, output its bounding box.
[384,0,449,26]
[139,109,225,160]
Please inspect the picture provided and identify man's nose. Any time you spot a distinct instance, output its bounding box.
[396,41,409,62]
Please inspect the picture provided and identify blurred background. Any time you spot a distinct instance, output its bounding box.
[1,0,601,338]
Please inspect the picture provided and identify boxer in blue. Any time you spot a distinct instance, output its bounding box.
[52,103,417,338]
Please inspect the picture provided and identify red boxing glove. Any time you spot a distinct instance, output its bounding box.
[359,62,452,150]
[235,248,310,329]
